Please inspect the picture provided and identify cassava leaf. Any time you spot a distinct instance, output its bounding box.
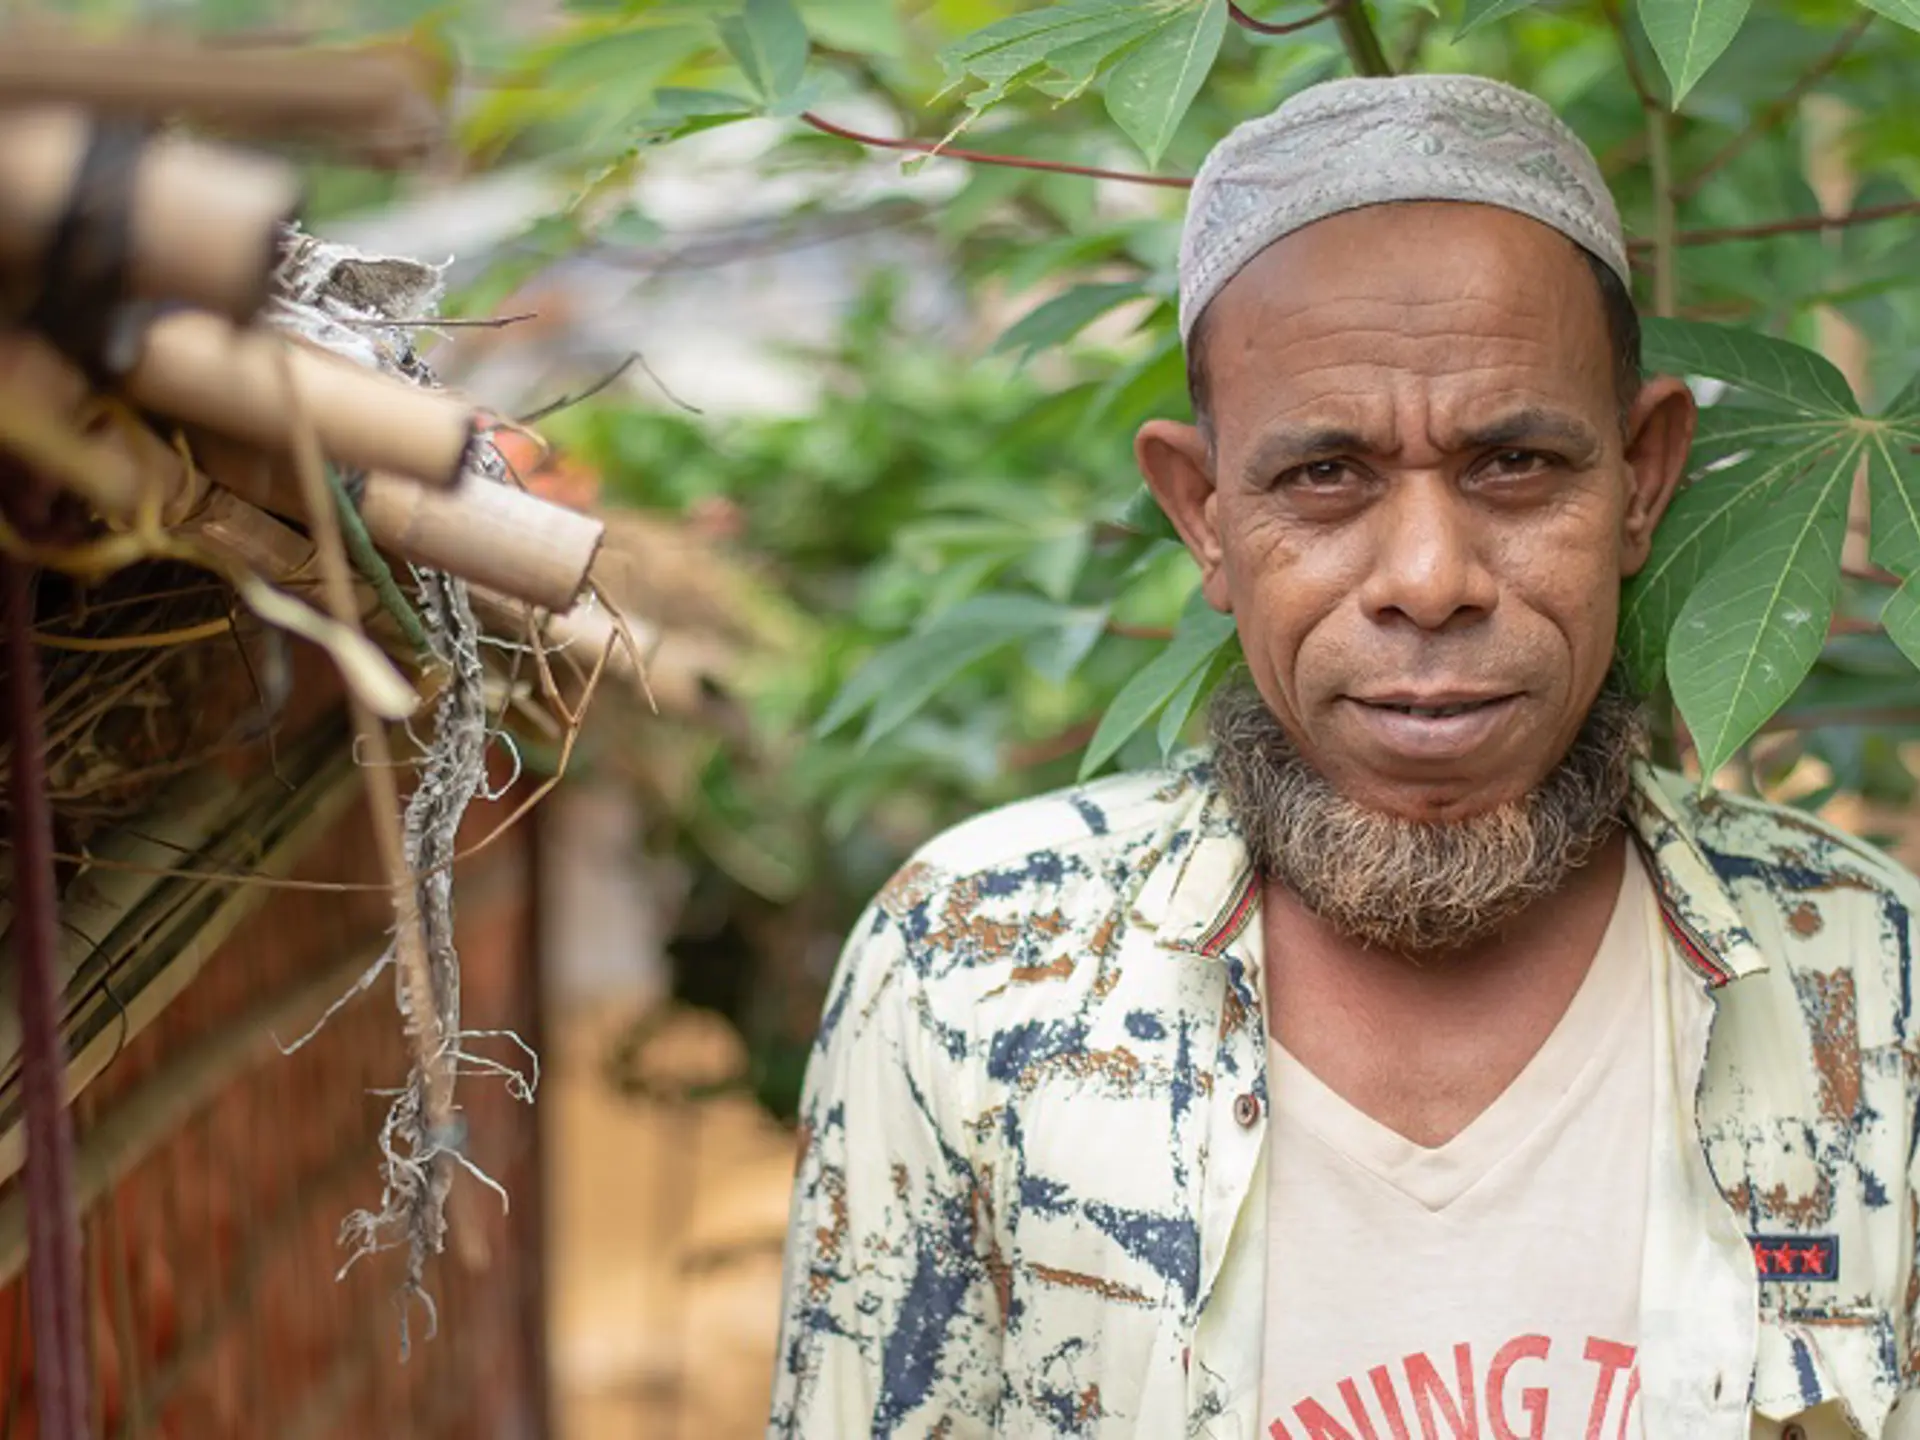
[1455,0,1545,38]
[718,0,809,104]
[1880,581,1920,673]
[1639,0,1752,104]
[1857,0,1920,33]
[994,282,1144,362]
[1866,419,1920,581]
[1619,428,1842,692]
[1668,434,1863,782]
[1081,589,1237,777]
[1030,13,1170,99]
[1104,0,1228,167]
[1642,317,1859,416]
[1859,375,1920,670]
[939,0,1168,115]
[1864,388,1920,679]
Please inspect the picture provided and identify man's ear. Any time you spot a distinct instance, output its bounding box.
[1619,375,1697,576]
[1136,419,1230,611]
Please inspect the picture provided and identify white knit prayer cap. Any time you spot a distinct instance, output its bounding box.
[1179,74,1629,341]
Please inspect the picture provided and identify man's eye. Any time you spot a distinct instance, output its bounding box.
[1281,459,1354,488]
[1487,449,1550,477]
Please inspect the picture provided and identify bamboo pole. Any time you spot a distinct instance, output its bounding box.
[199,433,603,612]
[358,470,603,614]
[0,37,443,167]
[0,106,298,323]
[127,310,476,490]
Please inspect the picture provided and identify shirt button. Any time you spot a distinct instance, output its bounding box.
[1782,1426,1807,1440]
[1234,1092,1260,1127]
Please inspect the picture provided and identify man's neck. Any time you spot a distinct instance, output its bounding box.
[1261,829,1629,1148]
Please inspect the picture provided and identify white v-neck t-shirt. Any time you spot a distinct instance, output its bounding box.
[1260,848,1657,1440]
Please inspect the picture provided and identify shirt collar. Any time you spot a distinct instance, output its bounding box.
[1625,758,1768,986]
[1146,755,1769,988]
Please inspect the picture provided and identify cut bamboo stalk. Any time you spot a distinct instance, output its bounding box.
[127,310,476,490]
[178,487,314,581]
[195,433,604,612]
[0,106,298,323]
[360,470,603,613]
[0,329,194,518]
[0,38,443,166]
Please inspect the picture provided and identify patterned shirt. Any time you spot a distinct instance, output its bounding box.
[769,755,1920,1439]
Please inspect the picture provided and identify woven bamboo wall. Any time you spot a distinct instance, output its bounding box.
[0,780,547,1439]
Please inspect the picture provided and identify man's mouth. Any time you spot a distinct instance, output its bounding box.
[1342,692,1522,760]
[1366,700,1500,719]
[1352,693,1518,716]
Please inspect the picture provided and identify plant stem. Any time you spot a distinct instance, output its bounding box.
[1677,12,1872,201]
[1333,0,1392,76]
[1648,104,1676,317]
[325,468,429,657]
[800,108,1920,254]
[798,112,1189,188]
[1630,198,1920,250]
[1229,1,1338,36]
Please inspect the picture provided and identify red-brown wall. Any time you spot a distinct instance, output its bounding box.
[0,777,548,1439]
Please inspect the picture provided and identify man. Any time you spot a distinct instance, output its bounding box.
[769,74,1920,1440]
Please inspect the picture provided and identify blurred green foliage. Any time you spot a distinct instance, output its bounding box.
[467,0,1920,1112]
[97,0,1920,1109]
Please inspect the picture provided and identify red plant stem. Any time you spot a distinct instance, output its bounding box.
[798,112,1190,189]
[5,544,90,1440]
[1228,1,1338,36]
[800,112,1918,251]
[1655,199,1920,249]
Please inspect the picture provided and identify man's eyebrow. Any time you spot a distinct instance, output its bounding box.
[1238,425,1370,486]
[1459,408,1603,458]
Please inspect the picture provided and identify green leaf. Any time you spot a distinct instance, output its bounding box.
[1642,318,1859,416]
[817,594,1091,744]
[994,282,1143,362]
[718,0,809,104]
[1880,582,1920,672]
[1031,12,1171,99]
[797,0,904,56]
[1667,434,1862,782]
[939,0,1167,116]
[1857,0,1920,34]
[1081,590,1237,777]
[1155,644,1235,758]
[1104,0,1228,167]
[1117,485,1180,540]
[1620,426,1843,691]
[1865,394,1920,668]
[1455,0,1544,38]
[1867,423,1920,580]
[1021,527,1093,601]
[1025,604,1109,682]
[1639,0,1751,104]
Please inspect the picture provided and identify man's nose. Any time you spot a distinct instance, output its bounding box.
[1356,477,1498,632]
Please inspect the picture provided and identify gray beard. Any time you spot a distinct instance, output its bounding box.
[1207,670,1645,958]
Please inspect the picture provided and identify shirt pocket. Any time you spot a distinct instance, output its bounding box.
[1755,1307,1899,1439]
[1749,1398,1864,1439]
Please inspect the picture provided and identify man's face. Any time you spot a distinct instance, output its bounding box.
[1138,202,1695,822]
